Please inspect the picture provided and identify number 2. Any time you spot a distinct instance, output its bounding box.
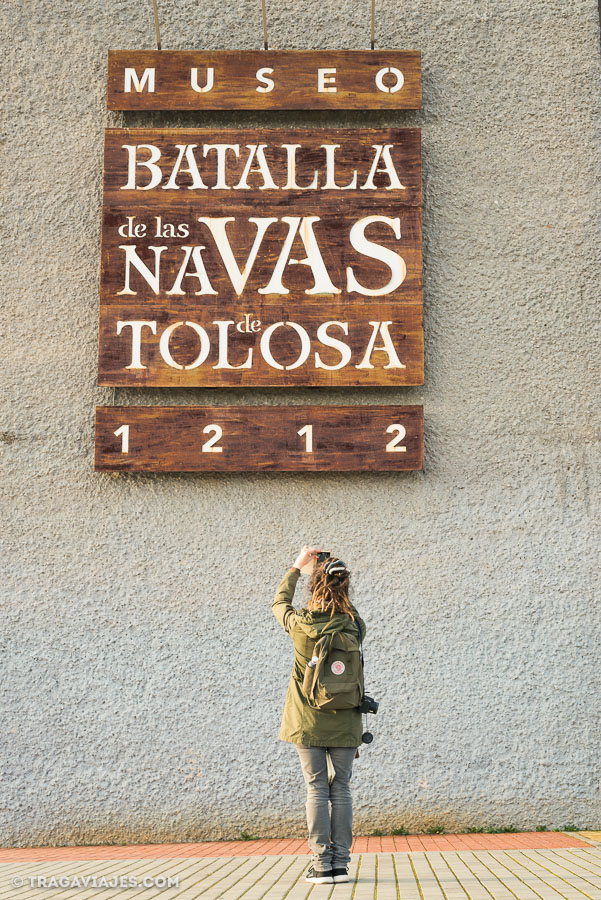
[114,424,129,454]
[385,424,407,453]
[202,424,223,453]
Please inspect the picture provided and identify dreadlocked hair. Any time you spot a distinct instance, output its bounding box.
[308,559,354,620]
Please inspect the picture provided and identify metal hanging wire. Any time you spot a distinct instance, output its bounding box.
[370,0,375,49]
[261,0,268,49]
[153,0,162,49]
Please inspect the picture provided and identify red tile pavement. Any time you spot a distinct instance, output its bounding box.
[0,832,589,862]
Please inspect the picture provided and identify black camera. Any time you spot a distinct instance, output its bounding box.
[316,551,330,565]
[359,695,379,715]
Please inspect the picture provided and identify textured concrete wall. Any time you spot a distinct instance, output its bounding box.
[1,0,600,848]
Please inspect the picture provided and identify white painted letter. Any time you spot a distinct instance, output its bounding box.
[355,321,406,370]
[197,217,276,295]
[375,66,404,93]
[190,67,215,93]
[315,321,352,370]
[260,321,311,370]
[213,321,253,369]
[282,144,318,190]
[318,68,337,92]
[159,321,210,370]
[203,144,240,189]
[121,144,162,191]
[116,320,157,369]
[361,145,405,191]
[124,68,155,93]
[346,216,406,295]
[259,216,340,295]
[163,145,207,190]
[234,145,277,190]
[320,144,358,190]
[256,67,275,92]
[166,246,217,296]
[118,245,167,295]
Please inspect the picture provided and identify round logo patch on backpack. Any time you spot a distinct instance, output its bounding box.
[331,660,346,675]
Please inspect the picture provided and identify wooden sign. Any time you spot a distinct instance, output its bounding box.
[98,128,423,387]
[94,406,424,472]
[107,50,421,110]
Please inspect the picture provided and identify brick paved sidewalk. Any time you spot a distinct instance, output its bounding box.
[0,833,599,899]
[0,831,588,862]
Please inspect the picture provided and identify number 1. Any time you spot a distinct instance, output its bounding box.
[298,424,313,453]
[114,424,129,454]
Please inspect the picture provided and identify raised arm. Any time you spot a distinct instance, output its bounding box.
[272,545,319,633]
[272,567,301,633]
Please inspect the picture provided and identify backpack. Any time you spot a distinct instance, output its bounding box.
[301,624,364,710]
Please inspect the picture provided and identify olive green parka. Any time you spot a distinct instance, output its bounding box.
[272,567,367,748]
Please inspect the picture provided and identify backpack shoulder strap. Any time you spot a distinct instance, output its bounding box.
[306,632,334,704]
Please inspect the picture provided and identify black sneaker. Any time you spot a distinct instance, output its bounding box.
[332,867,349,883]
[305,865,334,884]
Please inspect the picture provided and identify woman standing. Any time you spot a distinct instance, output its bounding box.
[272,545,367,885]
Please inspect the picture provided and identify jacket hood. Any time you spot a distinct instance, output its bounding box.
[294,609,356,640]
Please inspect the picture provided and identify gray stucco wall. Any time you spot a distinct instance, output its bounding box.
[1,0,600,848]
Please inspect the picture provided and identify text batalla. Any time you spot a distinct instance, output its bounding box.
[119,141,406,192]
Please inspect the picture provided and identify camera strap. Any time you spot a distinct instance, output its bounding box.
[356,620,374,743]
[356,620,366,701]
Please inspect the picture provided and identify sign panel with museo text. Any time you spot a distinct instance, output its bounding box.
[107,50,421,110]
[98,128,423,387]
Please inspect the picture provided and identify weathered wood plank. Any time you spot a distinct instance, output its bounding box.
[94,406,424,472]
[100,207,423,300]
[98,128,423,387]
[101,128,422,205]
[107,50,421,110]
[97,302,423,387]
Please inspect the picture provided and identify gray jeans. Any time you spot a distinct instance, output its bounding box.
[295,745,358,870]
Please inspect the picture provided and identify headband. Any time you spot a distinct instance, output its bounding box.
[324,558,348,576]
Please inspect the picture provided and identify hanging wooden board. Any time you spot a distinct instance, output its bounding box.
[107,50,421,110]
[98,301,424,387]
[98,128,423,387]
[94,406,424,472]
